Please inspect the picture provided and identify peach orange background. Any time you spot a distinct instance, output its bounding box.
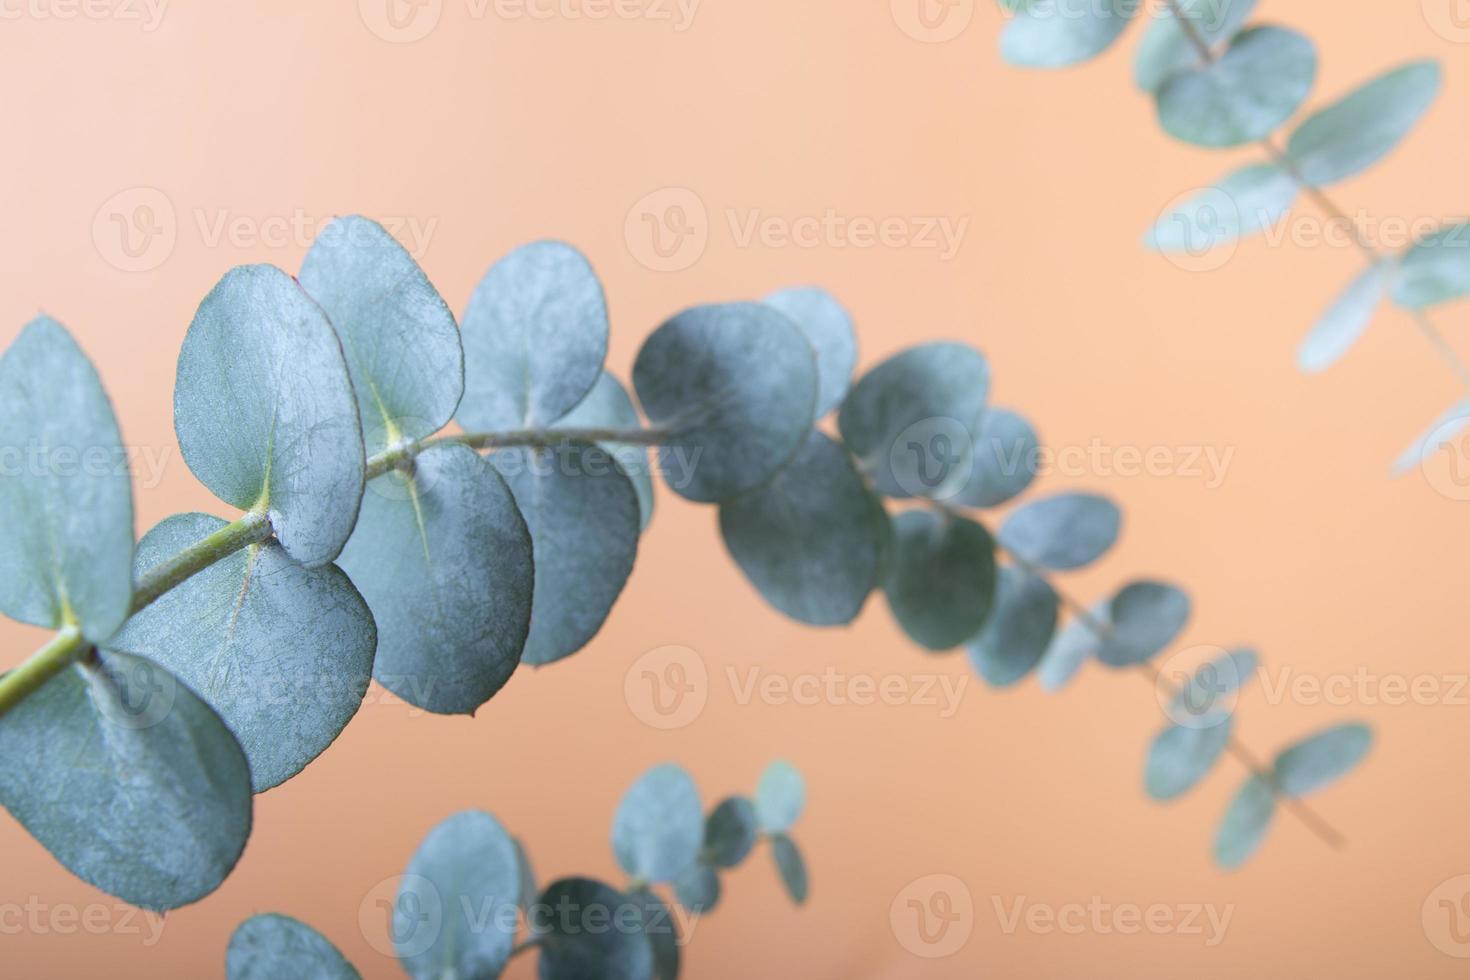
[4,1,1470,976]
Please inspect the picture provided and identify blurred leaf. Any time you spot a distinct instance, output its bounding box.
[755,760,806,834]
[339,444,532,715]
[458,241,607,430]
[1098,580,1191,667]
[1000,0,1141,69]
[1037,602,1108,693]
[112,513,376,791]
[997,492,1121,571]
[1214,774,1276,870]
[1155,26,1317,148]
[1297,262,1388,373]
[1287,60,1443,186]
[1170,647,1258,721]
[764,286,858,419]
[0,317,133,640]
[770,834,809,905]
[175,265,364,567]
[704,796,759,868]
[630,887,680,980]
[1144,163,1297,253]
[954,407,1040,509]
[884,510,998,651]
[633,303,818,503]
[613,764,704,884]
[514,837,538,914]
[557,371,656,530]
[1393,223,1470,309]
[298,215,463,454]
[1273,723,1372,796]
[533,878,654,980]
[1391,400,1470,477]
[1145,717,1233,801]
[966,566,1058,688]
[0,650,251,910]
[673,863,721,914]
[227,914,361,980]
[1134,0,1257,93]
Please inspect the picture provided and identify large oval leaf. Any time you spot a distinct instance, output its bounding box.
[997,492,1120,571]
[770,834,809,905]
[338,444,533,715]
[0,650,252,910]
[954,407,1039,509]
[1000,0,1141,69]
[396,810,520,979]
[612,764,704,884]
[966,566,1058,688]
[1134,0,1257,93]
[755,760,806,834]
[1156,26,1317,148]
[719,431,883,627]
[633,303,817,503]
[1145,164,1298,253]
[1287,61,1443,186]
[556,371,655,530]
[1037,603,1108,693]
[838,342,990,500]
[764,286,857,419]
[175,264,365,567]
[227,914,361,980]
[1393,223,1470,309]
[884,510,998,651]
[1273,723,1372,797]
[1214,773,1276,870]
[298,215,464,454]
[1098,580,1191,667]
[704,796,758,868]
[1297,262,1388,373]
[111,513,376,791]
[1145,717,1232,801]
[533,879,654,980]
[458,241,608,430]
[492,443,639,666]
[0,317,133,640]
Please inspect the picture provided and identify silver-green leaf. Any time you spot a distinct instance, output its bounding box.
[704,796,759,868]
[612,764,704,884]
[1098,580,1191,667]
[1145,164,1298,253]
[1037,603,1108,693]
[1287,60,1443,186]
[1214,773,1276,870]
[966,566,1058,688]
[1297,262,1388,373]
[1155,26,1317,148]
[764,286,857,419]
[1393,223,1470,310]
[1145,717,1232,801]
[557,371,655,530]
[755,760,806,834]
[884,510,999,652]
[673,863,721,914]
[1273,723,1372,797]
[770,834,809,905]
[1170,647,1258,722]
[954,407,1039,509]
[1000,0,1141,69]
[1391,400,1470,477]
[227,914,361,980]
[1134,0,1257,94]
[997,492,1121,571]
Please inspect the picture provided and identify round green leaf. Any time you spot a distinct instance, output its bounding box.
[557,371,655,530]
[458,241,608,430]
[227,914,361,980]
[111,513,376,791]
[396,811,519,979]
[770,834,809,905]
[755,760,806,834]
[1273,723,1372,797]
[954,407,1039,509]
[629,887,680,980]
[338,444,532,715]
[633,302,818,503]
[837,342,990,500]
[1037,603,1108,693]
[884,510,999,651]
[673,863,721,914]
[1214,774,1276,870]
[1171,647,1258,721]
[1145,164,1298,253]
[0,650,252,910]
[175,264,365,567]
[492,442,640,666]
[1393,223,1470,310]
[1000,0,1141,69]
[719,431,883,627]
[533,878,655,980]
[966,566,1058,688]
[0,316,133,641]
[1134,0,1257,93]
[1098,580,1191,667]
[704,796,758,868]
[997,492,1120,571]
[1156,26,1317,148]
[612,764,704,884]
[1287,60,1443,186]
[764,286,857,419]
[1145,717,1233,801]
[1297,262,1387,373]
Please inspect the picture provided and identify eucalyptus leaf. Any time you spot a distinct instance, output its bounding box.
[1145,164,1298,253]
[395,810,520,979]
[673,864,721,914]
[764,286,857,419]
[884,510,998,651]
[630,887,680,980]
[1171,647,1258,721]
[175,264,365,567]
[1297,262,1388,373]
[557,371,655,530]
[954,407,1040,509]
[298,215,464,454]
[719,431,884,627]
[458,241,608,430]
[0,650,252,910]
[1287,61,1443,186]
[1393,223,1470,310]
[1214,774,1276,870]
[1145,717,1233,801]
[1098,580,1191,667]
[633,302,818,503]
[1037,603,1108,693]
[704,796,759,868]
[997,492,1120,571]
[1155,26,1317,148]
[1391,400,1470,477]
[533,878,655,980]
[770,834,809,905]
[837,342,990,500]
[612,764,704,884]
[1273,723,1372,797]
[339,444,533,715]
[1000,0,1142,69]
[227,914,361,980]
[1134,0,1257,94]
[0,316,133,640]
[966,566,1058,688]
[492,442,640,667]
[755,760,806,834]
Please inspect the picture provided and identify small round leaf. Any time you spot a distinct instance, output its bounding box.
[1145,718,1233,801]
[755,760,806,834]
[997,492,1121,571]
[612,764,704,884]
[884,510,999,651]
[954,407,1039,509]
[764,286,857,419]
[532,878,655,980]
[1098,580,1191,667]
[227,914,361,980]
[1134,0,1257,93]
[704,796,759,868]
[673,864,721,914]
[1156,26,1317,148]
[966,566,1059,688]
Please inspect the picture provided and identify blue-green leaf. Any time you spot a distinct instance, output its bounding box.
[838,342,990,500]
[227,914,361,980]
[533,878,655,980]
[719,431,884,627]
[1145,717,1233,801]
[612,764,704,884]
[1170,647,1258,722]
[997,492,1120,571]
[755,760,806,834]
[1000,0,1141,69]
[0,650,251,910]
[630,887,680,980]
[764,286,857,419]
[0,317,133,640]
[954,407,1039,509]
[1098,580,1191,667]
[1145,164,1298,253]
[1214,774,1275,870]
[492,443,639,666]
[1037,603,1107,693]
[1393,223,1470,309]
[1287,61,1443,186]
[884,510,999,651]
[1155,26,1317,148]
[395,810,520,979]
[339,444,533,715]
[112,513,376,791]
[1391,400,1470,477]
[557,371,655,530]
[966,566,1058,687]
[458,241,608,430]
[515,836,538,913]
[633,303,818,503]
[1297,262,1388,373]
[770,834,809,905]
[1273,723,1372,796]
[704,796,758,868]
[297,215,463,454]
[1134,0,1257,93]
[673,863,720,914]
[175,265,365,567]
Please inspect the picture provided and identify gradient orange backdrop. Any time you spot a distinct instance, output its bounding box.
[4,1,1470,976]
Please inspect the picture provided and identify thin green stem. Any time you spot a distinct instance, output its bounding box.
[130,510,273,616]
[365,426,668,481]
[0,625,87,719]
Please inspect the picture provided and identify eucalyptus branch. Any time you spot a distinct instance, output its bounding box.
[365,425,669,481]
[0,626,87,718]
